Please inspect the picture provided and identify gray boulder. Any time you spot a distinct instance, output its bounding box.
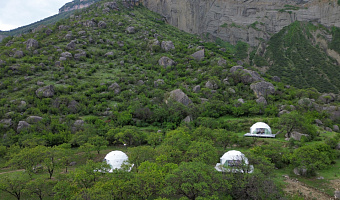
[74,51,86,60]
[74,120,84,127]
[65,33,73,40]
[168,89,192,106]
[17,121,30,133]
[126,26,135,34]
[25,39,39,50]
[61,52,73,59]
[191,49,205,61]
[98,21,107,28]
[335,190,340,199]
[154,79,165,87]
[318,93,336,104]
[217,58,227,66]
[250,81,275,98]
[325,127,333,132]
[66,41,76,50]
[104,52,114,57]
[59,57,67,61]
[333,125,339,132]
[137,80,145,85]
[45,29,52,35]
[158,56,176,68]
[183,116,193,123]
[36,85,55,98]
[256,96,267,105]
[293,167,307,176]
[298,98,314,108]
[78,31,86,35]
[278,110,290,116]
[37,81,44,86]
[149,39,160,50]
[230,66,264,84]
[286,131,309,141]
[161,41,175,51]
[193,85,201,93]
[68,100,80,113]
[205,80,218,90]
[315,119,323,126]
[272,76,281,82]
[14,51,24,58]
[26,116,43,124]
[228,88,235,94]
[108,82,121,94]
[0,119,12,128]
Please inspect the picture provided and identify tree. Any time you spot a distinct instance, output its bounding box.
[185,141,218,164]
[8,146,46,177]
[279,111,316,139]
[164,162,229,200]
[0,173,29,200]
[79,143,95,160]
[41,146,62,179]
[89,135,109,154]
[26,178,56,200]
[128,146,155,170]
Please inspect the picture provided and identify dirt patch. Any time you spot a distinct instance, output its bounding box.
[283,177,334,200]
[0,169,24,175]
[330,179,340,191]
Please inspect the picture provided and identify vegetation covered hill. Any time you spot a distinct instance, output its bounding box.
[252,21,340,93]
[0,0,339,199]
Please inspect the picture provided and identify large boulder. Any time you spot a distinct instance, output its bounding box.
[318,93,336,104]
[191,49,205,61]
[193,85,201,93]
[25,39,39,50]
[250,81,275,98]
[98,21,107,28]
[148,39,160,50]
[293,167,308,176]
[36,85,55,98]
[183,116,193,123]
[230,66,264,84]
[217,58,227,66]
[161,41,175,51]
[14,51,24,58]
[0,119,12,128]
[335,190,340,199]
[74,51,86,60]
[17,121,30,133]
[61,52,73,59]
[205,80,218,90]
[333,125,339,132]
[158,56,176,68]
[168,89,192,106]
[286,131,309,141]
[26,116,43,124]
[126,26,135,34]
[256,96,267,105]
[66,41,76,50]
[108,82,121,94]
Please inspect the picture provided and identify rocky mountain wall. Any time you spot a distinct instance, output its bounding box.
[59,0,101,13]
[142,0,340,46]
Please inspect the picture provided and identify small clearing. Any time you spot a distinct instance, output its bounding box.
[283,177,334,200]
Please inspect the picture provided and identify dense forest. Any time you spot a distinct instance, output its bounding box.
[0,0,339,199]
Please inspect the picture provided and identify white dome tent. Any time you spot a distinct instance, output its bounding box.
[215,150,253,173]
[244,122,275,138]
[103,151,133,172]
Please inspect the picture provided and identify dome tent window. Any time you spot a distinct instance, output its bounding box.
[103,150,133,172]
[215,150,253,173]
[244,122,275,138]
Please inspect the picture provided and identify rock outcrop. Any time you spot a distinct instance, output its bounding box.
[36,85,55,98]
[168,89,192,106]
[142,0,340,46]
[250,81,275,98]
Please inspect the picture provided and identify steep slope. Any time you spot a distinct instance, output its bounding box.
[59,0,102,13]
[142,0,340,46]
[254,21,340,93]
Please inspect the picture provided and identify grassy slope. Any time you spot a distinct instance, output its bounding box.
[260,21,340,93]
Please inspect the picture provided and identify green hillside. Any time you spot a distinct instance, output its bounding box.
[0,1,339,200]
[254,21,340,93]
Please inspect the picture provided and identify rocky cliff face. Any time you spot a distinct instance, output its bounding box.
[59,0,101,13]
[142,0,340,46]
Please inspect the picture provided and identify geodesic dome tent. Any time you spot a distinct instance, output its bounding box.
[215,150,253,173]
[244,122,275,138]
[104,151,133,172]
